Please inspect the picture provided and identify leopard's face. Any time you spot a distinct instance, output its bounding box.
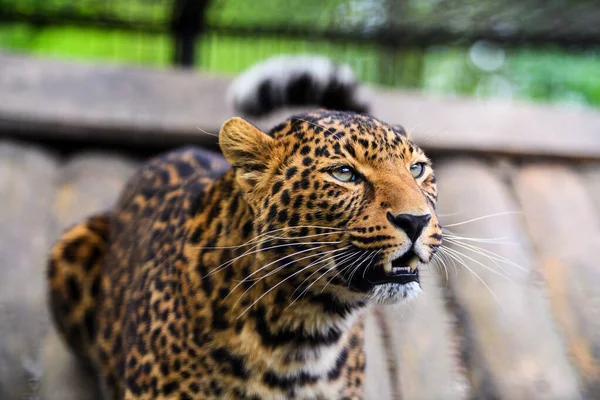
[220,111,442,305]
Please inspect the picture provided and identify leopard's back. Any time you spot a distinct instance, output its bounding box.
[47,147,229,398]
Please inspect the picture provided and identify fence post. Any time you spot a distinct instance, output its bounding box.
[376,0,405,87]
[170,0,211,68]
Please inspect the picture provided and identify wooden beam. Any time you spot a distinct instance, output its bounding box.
[40,152,138,400]
[0,141,59,400]
[435,158,583,398]
[1,53,599,159]
[363,309,394,400]
[50,152,138,230]
[513,164,600,396]
[382,271,468,400]
[581,165,600,216]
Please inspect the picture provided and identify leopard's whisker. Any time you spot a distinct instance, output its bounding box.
[290,249,356,298]
[198,226,349,250]
[441,249,457,279]
[195,126,219,137]
[432,244,458,283]
[236,248,354,319]
[438,248,503,309]
[229,244,327,287]
[259,230,350,242]
[334,251,370,291]
[442,245,515,283]
[417,127,446,144]
[444,238,527,273]
[230,245,338,309]
[231,246,351,302]
[444,239,510,276]
[231,231,348,261]
[207,240,343,277]
[431,252,449,285]
[444,249,460,277]
[200,229,349,276]
[289,250,359,307]
[443,231,515,245]
[322,250,372,292]
[289,250,353,300]
[391,293,420,317]
[268,246,354,285]
[362,249,382,278]
[436,212,463,217]
[336,251,368,286]
[441,211,523,228]
[347,250,376,289]
[295,252,358,301]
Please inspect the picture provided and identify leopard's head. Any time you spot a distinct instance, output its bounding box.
[220,110,441,305]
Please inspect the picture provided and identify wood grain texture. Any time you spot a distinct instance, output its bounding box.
[50,152,138,232]
[513,164,600,397]
[1,53,599,159]
[0,141,59,400]
[435,159,582,399]
[382,270,468,400]
[40,152,137,400]
[581,164,600,216]
[364,309,394,400]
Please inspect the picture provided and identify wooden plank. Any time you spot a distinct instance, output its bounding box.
[381,270,468,400]
[513,164,600,397]
[40,332,101,400]
[1,53,600,159]
[40,152,137,400]
[0,141,59,400]
[435,158,582,399]
[369,90,600,160]
[364,309,394,400]
[50,152,138,230]
[581,164,600,216]
[0,53,231,149]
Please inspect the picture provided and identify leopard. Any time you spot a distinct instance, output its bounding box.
[46,55,442,399]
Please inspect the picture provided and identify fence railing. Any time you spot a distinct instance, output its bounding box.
[2,0,600,69]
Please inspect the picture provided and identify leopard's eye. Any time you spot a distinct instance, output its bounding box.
[331,166,357,183]
[410,163,426,179]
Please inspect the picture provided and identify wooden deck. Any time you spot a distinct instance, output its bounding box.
[0,53,599,399]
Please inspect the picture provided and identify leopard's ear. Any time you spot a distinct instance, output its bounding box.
[393,124,409,138]
[220,117,276,194]
[219,117,274,171]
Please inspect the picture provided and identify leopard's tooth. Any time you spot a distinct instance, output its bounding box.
[383,261,393,273]
[407,255,420,271]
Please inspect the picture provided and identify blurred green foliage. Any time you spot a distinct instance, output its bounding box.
[0,0,599,107]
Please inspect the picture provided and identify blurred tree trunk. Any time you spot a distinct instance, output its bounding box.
[377,0,425,88]
[171,0,212,67]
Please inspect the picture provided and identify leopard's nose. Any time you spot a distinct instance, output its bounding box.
[387,212,431,242]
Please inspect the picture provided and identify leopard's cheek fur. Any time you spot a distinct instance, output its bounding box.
[255,166,359,233]
[252,149,443,266]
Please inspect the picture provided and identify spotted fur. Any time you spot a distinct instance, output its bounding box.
[47,110,441,399]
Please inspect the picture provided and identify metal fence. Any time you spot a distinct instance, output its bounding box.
[1,0,599,104]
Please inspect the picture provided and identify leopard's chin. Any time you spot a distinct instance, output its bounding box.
[368,281,422,304]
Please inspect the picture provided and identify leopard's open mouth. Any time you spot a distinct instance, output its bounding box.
[369,250,420,285]
[383,250,420,278]
[345,250,421,291]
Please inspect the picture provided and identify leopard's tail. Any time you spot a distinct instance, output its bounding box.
[227,54,370,117]
[47,213,110,366]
